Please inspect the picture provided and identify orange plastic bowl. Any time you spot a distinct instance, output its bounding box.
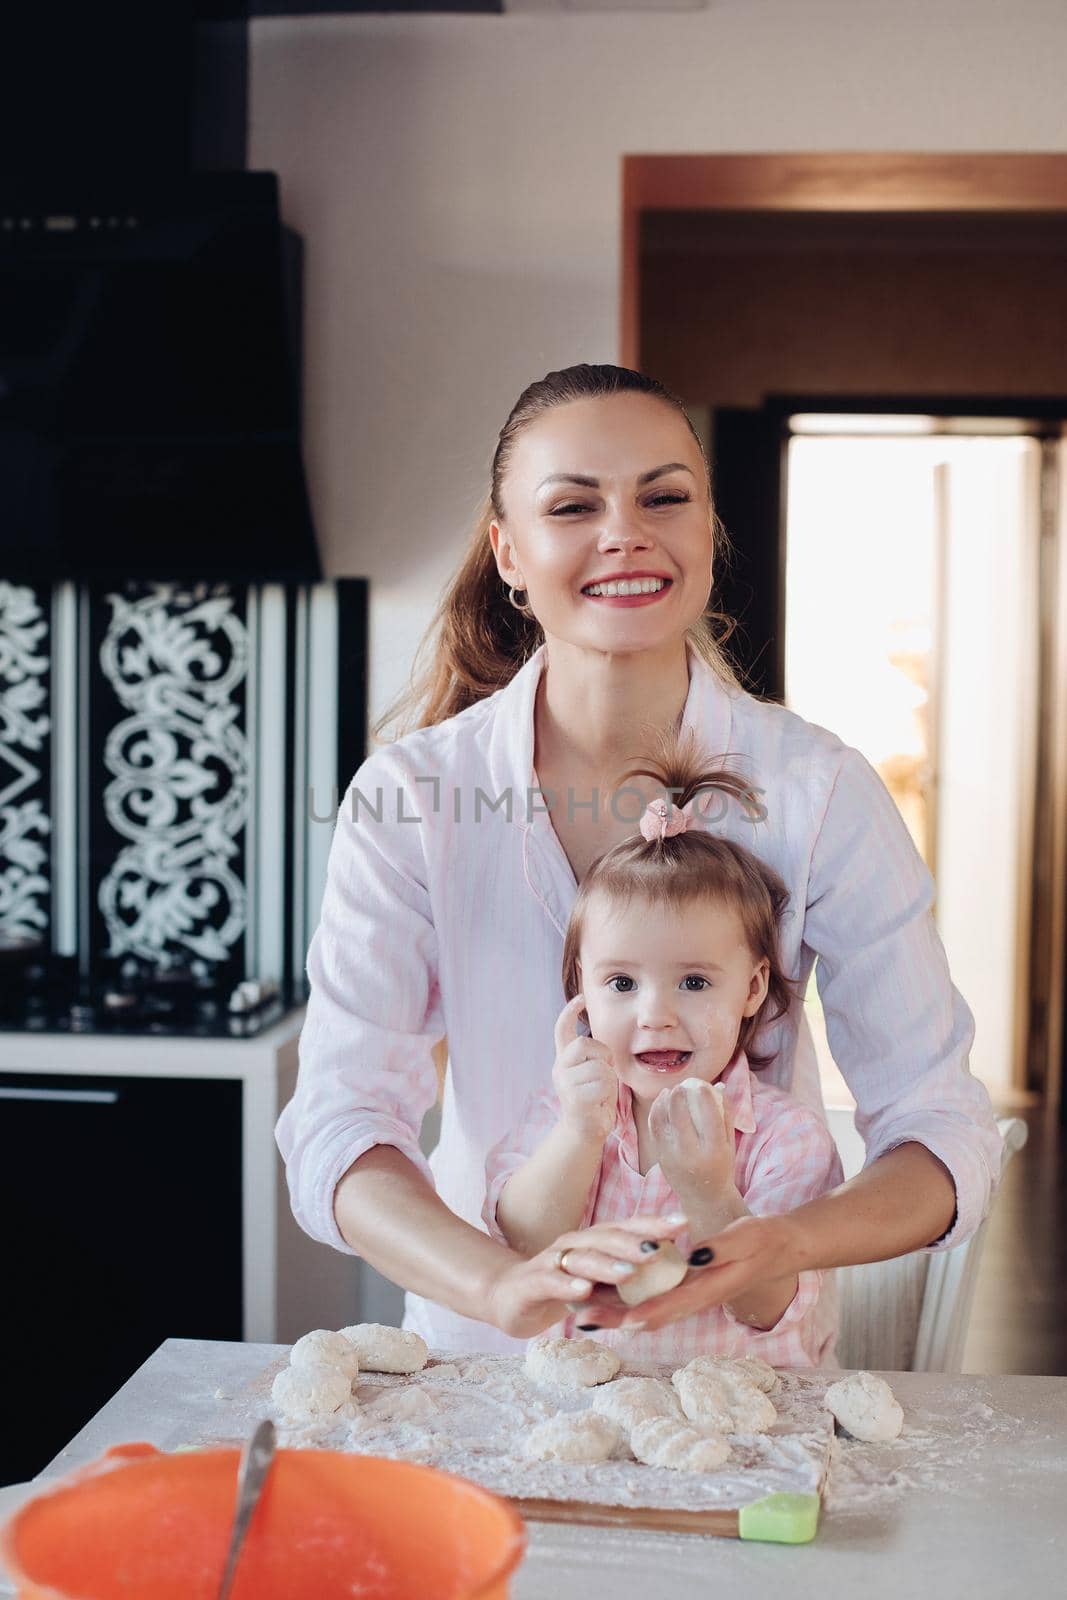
[0,1441,527,1600]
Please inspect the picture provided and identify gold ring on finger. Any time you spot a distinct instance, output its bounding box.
[557,1248,577,1275]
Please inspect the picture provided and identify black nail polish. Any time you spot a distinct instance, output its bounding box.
[688,1246,715,1266]
[576,1323,601,1332]
[640,1240,659,1254]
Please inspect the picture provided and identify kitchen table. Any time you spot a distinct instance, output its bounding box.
[7,1339,1066,1598]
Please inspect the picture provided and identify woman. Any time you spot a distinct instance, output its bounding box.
[275,362,1003,1355]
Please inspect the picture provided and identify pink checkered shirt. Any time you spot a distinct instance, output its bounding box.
[484,1048,845,1367]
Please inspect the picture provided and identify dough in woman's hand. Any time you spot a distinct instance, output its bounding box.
[522,1411,623,1463]
[524,1336,621,1388]
[824,1371,903,1442]
[271,1363,352,1421]
[589,1376,680,1428]
[616,1240,689,1306]
[671,1359,777,1433]
[289,1329,360,1380]
[630,1414,730,1472]
[339,1323,429,1374]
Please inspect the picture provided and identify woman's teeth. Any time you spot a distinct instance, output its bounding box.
[582,578,669,597]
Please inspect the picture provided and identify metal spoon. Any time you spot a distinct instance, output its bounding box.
[217,1418,277,1600]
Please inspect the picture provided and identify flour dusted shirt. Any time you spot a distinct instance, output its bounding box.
[275,639,1004,1356]
[483,1050,845,1366]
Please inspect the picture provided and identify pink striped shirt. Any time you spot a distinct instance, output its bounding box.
[275,639,1004,1356]
[484,1049,845,1366]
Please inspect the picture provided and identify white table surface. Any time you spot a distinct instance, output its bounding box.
[10,1339,1067,1598]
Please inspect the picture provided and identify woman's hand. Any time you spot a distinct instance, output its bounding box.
[648,1076,736,1202]
[551,993,618,1145]
[572,1212,804,1333]
[482,1213,687,1340]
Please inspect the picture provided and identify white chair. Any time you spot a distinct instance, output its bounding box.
[825,1109,1028,1373]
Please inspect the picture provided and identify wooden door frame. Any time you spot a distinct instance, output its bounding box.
[620,152,1067,368]
[619,152,1067,1113]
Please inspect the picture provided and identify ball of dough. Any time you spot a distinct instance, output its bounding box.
[289,1329,360,1381]
[630,1414,730,1472]
[616,1240,689,1307]
[682,1354,778,1394]
[589,1376,680,1429]
[271,1363,352,1422]
[824,1371,904,1442]
[522,1412,623,1463]
[338,1323,429,1374]
[671,1360,777,1434]
[524,1336,621,1389]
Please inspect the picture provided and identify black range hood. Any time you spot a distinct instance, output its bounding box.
[0,171,320,582]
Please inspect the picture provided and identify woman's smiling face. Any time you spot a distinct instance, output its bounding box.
[489,391,715,650]
[577,890,769,1104]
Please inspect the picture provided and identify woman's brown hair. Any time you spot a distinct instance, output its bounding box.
[560,724,799,1070]
[371,362,744,743]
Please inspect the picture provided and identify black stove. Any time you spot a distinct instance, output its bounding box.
[0,950,296,1038]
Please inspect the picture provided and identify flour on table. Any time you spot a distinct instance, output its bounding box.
[196,1352,834,1517]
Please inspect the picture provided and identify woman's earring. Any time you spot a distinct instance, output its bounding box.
[506,584,535,619]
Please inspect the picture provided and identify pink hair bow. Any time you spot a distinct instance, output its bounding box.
[639,793,709,842]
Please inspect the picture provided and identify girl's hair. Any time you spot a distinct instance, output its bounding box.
[560,724,799,1070]
[371,362,744,743]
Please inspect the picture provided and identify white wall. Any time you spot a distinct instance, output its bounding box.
[249,0,1067,731]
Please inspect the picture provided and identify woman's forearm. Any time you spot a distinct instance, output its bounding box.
[496,1124,604,1255]
[333,1145,514,1321]
[790,1141,958,1270]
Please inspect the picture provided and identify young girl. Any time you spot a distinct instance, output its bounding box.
[483,729,845,1366]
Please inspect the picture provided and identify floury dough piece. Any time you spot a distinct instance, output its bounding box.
[271,1363,352,1422]
[524,1337,621,1389]
[589,1376,681,1428]
[616,1241,689,1307]
[683,1354,778,1394]
[671,1359,778,1434]
[824,1371,904,1442]
[522,1411,623,1463]
[289,1329,360,1381]
[339,1323,429,1374]
[630,1414,730,1472]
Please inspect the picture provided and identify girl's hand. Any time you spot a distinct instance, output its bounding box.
[648,1076,736,1202]
[572,1212,803,1333]
[551,994,618,1145]
[482,1214,687,1340]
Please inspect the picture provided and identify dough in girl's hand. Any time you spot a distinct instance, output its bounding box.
[271,1363,352,1421]
[339,1323,429,1374]
[524,1336,621,1388]
[630,1414,730,1472]
[824,1371,904,1441]
[289,1329,360,1380]
[616,1240,689,1306]
[522,1411,623,1463]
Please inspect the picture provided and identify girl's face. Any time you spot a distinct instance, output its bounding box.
[488,392,714,650]
[577,891,769,1105]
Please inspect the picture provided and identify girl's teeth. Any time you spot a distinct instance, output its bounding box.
[583,578,667,597]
